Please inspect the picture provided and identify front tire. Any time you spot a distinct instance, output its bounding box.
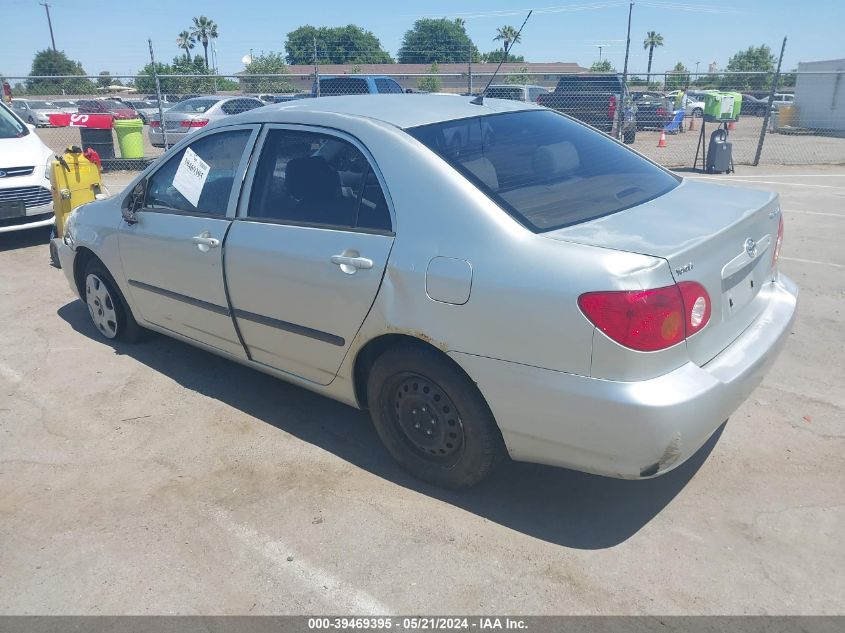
[83,260,144,342]
[367,344,506,489]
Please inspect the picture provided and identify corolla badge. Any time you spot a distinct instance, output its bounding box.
[675,262,694,276]
[745,238,758,258]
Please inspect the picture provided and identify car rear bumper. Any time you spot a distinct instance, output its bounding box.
[450,273,798,479]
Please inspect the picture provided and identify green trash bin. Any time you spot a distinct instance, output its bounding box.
[703,92,743,122]
[113,118,144,159]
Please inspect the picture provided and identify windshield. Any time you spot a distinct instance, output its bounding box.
[0,103,29,138]
[28,101,56,109]
[408,109,680,232]
[170,98,219,113]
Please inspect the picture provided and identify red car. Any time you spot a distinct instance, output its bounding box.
[77,99,138,120]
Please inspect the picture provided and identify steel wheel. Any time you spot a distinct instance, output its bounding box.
[391,373,465,464]
[85,273,119,339]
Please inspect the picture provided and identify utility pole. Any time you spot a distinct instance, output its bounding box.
[40,3,56,51]
[148,39,168,149]
[313,37,320,97]
[754,36,787,166]
[619,0,634,139]
[468,45,473,95]
[598,45,603,61]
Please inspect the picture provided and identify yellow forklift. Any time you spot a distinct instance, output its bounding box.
[48,146,104,267]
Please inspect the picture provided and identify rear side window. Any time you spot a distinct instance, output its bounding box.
[247,129,391,232]
[556,76,621,93]
[375,78,404,94]
[408,109,679,232]
[486,87,523,101]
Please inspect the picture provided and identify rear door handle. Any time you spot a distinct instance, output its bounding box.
[331,254,374,273]
[191,232,220,252]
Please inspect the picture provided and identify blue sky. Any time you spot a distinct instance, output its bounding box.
[2,0,843,77]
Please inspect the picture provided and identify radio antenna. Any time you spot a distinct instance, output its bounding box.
[471,10,533,105]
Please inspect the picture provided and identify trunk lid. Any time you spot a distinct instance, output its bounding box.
[544,178,781,366]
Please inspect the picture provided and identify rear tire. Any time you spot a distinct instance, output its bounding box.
[367,344,505,489]
[83,260,144,343]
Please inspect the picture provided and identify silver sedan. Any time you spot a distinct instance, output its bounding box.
[55,95,798,488]
[148,96,265,147]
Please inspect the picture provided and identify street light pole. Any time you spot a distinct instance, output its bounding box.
[40,3,56,51]
[619,0,634,139]
[598,45,603,61]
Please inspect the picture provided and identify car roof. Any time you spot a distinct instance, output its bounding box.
[237,94,535,129]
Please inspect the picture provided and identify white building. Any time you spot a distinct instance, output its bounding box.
[794,58,845,132]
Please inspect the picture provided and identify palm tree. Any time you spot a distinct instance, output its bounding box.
[494,25,521,56]
[176,31,195,61]
[191,16,219,69]
[643,31,664,83]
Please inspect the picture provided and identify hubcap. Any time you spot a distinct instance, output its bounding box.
[85,274,118,339]
[392,374,464,461]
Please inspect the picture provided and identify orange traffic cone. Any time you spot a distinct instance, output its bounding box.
[728,120,736,131]
[657,130,667,148]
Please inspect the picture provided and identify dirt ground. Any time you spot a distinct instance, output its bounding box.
[0,165,843,615]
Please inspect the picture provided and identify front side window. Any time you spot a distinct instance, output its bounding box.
[247,129,391,232]
[0,103,28,138]
[408,109,679,232]
[145,130,251,216]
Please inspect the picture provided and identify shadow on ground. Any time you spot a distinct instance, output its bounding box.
[58,299,721,550]
[0,226,51,253]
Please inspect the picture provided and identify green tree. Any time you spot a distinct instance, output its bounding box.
[176,30,195,61]
[285,25,393,65]
[504,66,532,85]
[398,18,476,64]
[482,50,525,63]
[493,25,522,56]
[643,31,664,83]
[721,44,777,90]
[191,16,218,69]
[136,56,214,94]
[27,49,94,95]
[417,63,442,92]
[241,52,297,93]
[97,71,112,89]
[665,61,690,91]
[590,59,615,73]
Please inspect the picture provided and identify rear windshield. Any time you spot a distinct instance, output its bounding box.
[486,87,523,101]
[555,76,621,93]
[407,109,679,232]
[170,98,219,113]
[319,78,369,95]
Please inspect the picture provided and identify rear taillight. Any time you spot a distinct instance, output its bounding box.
[578,282,711,352]
[772,215,784,266]
[608,94,617,121]
[180,119,209,128]
[149,120,160,128]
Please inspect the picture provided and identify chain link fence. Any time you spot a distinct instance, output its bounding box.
[3,69,843,174]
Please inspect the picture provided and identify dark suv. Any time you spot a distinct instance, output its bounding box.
[537,74,637,144]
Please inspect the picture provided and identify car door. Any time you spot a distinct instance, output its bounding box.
[224,126,395,385]
[118,125,259,358]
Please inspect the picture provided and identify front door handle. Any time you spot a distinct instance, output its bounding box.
[191,232,220,252]
[331,254,374,274]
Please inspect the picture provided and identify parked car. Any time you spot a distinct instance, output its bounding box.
[741,94,770,116]
[54,94,797,488]
[772,93,794,108]
[665,90,706,118]
[634,95,671,130]
[77,99,138,120]
[53,100,80,114]
[11,99,63,127]
[314,75,405,96]
[484,84,549,103]
[536,74,637,143]
[0,101,55,234]
[123,100,159,124]
[148,96,264,147]
[274,93,313,103]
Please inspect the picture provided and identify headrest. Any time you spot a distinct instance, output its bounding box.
[462,157,499,191]
[285,156,340,202]
[532,141,580,180]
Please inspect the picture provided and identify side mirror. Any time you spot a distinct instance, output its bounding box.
[122,180,145,225]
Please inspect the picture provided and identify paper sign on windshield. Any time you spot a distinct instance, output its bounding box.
[173,147,210,208]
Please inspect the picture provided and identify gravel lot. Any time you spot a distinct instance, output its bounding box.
[0,165,843,615]
[34,113,845,169]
